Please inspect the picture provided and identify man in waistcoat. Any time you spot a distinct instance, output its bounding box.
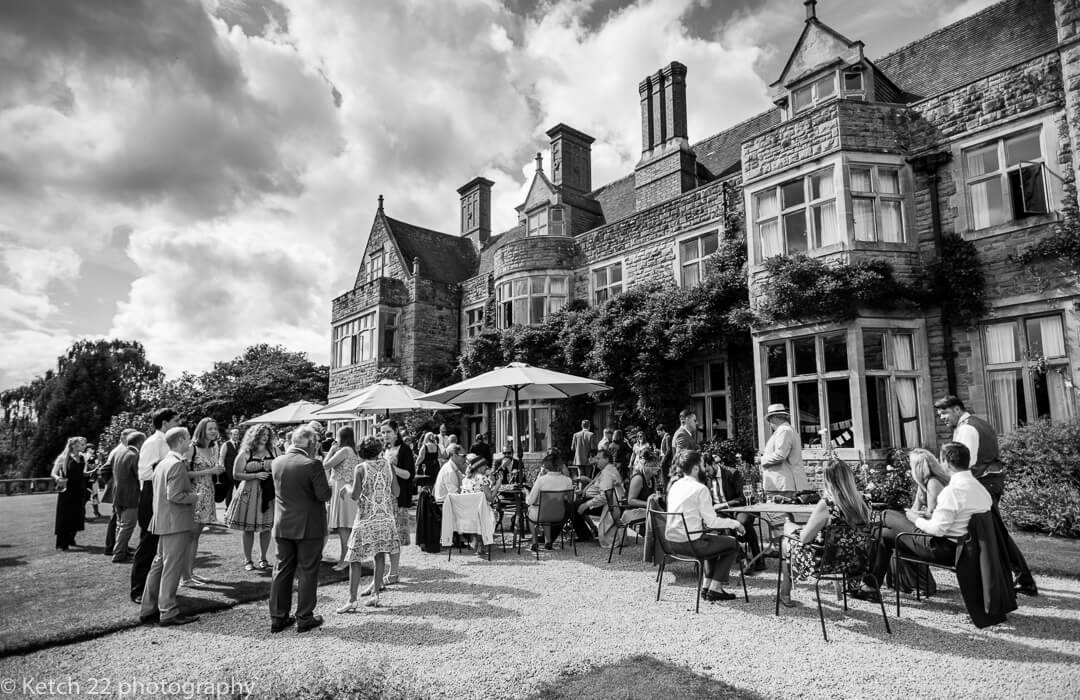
[935,395,1038,596]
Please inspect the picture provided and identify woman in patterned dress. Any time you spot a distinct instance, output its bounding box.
[181,417,225,586]
[324,426,361,571]
[337,436,400,612]
[779,459,871,606]
[380,419,413,585]
[223,424,276,571]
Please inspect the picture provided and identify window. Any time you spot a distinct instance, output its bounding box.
[496,401,551,453]
[983,315,1073,432]
[850,165,905,242]
[496,275,568,328]
[331,312,376,368]
[527,208,548,236]
[678,230,718,287]
[689,360,730,441]
[843,70,865,99]
[380,310,398,360]
[465,306,484,339]
[792,73,837,114]
[592,261,624,304]
[364,246,386,284]
[964,129,1049,229]
[754,167,838,260]
[863,329,922,449]
[763,332,857,449]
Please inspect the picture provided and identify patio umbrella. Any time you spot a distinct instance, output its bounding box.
[242,400,346,425]
[312,379,458,419]
[419,362,611,459]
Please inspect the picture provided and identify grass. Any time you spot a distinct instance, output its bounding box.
[529,655,765,699]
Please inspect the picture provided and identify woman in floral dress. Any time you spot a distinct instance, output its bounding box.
[223,424,276,571]
[182,417,225,586]
[337,436,400,612]
[779,459,871,606]
[324,426,361,570]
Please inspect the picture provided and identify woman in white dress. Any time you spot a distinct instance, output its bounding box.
[324,427,361,571]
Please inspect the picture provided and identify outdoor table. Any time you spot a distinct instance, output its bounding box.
[721,503,817,570]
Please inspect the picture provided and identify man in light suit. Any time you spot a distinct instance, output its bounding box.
[570,420,596,468]
[758,404,810,494]
[139,427,200,626]
[269,426,331,634]
[111,431,145,563]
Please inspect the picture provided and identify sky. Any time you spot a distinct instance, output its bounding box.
[0,0,999,390]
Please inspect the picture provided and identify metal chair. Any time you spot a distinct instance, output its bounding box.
[494,488,526,555]
[602,488,644,563]
[890,514,992,617]
[775,524,891,641]
[524,489,576,560]
[648,508,748,614]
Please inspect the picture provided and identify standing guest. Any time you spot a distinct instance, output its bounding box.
[381,419,414,585]
[437,423,453,461]
[609,429,630,479]
[933,395,1038,595]
[102,429,136,557]
[758,404,810,494]
[181,418,225,587]
[665,450,744,602]
[471,434,492,466]
[131,408,180,604]
[596,427,614,453]
[627,428,651,475]
[779,459,870,606]
[433,445,466,504]
[657,423,674,484]
[217,428,241,508]
[51,436,88,550]
[223,424,277,571]
[83,444,101,518]
[571,420,596,468]
[338,436,400,612]
[414,432,441,486]
[139,427,200,627]
[858,442,991,602]
[306,421,326,458]
[709,461,765,572]
[323,427,361,571]
[672,409,700,455]
[111,432,146,563]
[269,426,331,633]
[526,458,575,552]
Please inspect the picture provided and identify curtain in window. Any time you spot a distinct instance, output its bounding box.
[880,201,903,242]
[895,377,919,447]
[851,168,872,192]
[988,370,1021,430]
[985,323,1017,363]
[815,201,839,247]
[969,181,993,229]
[853,198,875,240]
[892,333,915,370]
[1039,317,1066,357]
[1046,371,1073,420]
[758,221,782,258]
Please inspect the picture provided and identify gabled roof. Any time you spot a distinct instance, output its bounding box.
[772,18,862,88]
[693,109,783,179]
[384,216,478,284]
[517,169,556,213]
[873,0,1056,101]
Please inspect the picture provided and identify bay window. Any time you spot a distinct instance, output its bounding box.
[496,275,568,328]
[983,314,1073,431]
[754,167,838,260]
[332,312,376,368]
[851,164,905,242]
[678,230,719,287]
[964,128,1049,230]
[863,329,922,449]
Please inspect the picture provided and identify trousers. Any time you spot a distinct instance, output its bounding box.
[140,530,192,620]
[269,537,323,623]
[130,482,158,599]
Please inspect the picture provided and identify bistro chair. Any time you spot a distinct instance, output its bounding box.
[494,487,527,554]
[775,524,891,642]
[602,488,644,563]
[525,489,576,561]
[648,508,748,614]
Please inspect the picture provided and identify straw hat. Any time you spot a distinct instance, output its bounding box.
[465,453,488,474]
[765,403,790,419]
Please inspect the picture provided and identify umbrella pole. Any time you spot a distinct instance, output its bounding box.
[513,385,522,461]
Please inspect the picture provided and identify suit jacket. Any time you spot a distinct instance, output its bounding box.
[149,452,198,535]
[672,426,699,453]
[713,466,747,507]
[220,440,239,474]
[760,422,810,492]
[113,446,142,510]
[955,511,1018,628]
[272,446,331,540]
[570,430,596,466]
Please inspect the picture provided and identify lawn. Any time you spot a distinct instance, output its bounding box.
[2,494,1079,699]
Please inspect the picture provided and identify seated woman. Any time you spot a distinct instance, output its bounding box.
[460,454,495,504]
[526,459,575,551]
[779,458,871,607]
[910,448,950,517]
[665,450,744,602]
[623,447,660,525]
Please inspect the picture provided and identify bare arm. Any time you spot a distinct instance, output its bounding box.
[798,500,831,543]
[345,464,364,502]
[323,447,350,471]
[926,479,943,515]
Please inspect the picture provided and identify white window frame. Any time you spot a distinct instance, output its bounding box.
[496,400,552,454]
[496,274,569,328]
[962,126,1050,231]
[380,309,399,361]
[792,72,838,115]
[862,329,923,450]
[675,228,719,288]
[464,304,485,340]
[526,207,549,236]
[364,246,386,284]
[331,311,377,368]
[842,69,865,100]
[688,359,732,442]
[591,259,625,304]
[752,166,838,262]
[849,163,906,243]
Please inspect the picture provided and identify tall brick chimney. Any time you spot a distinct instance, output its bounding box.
[457,177,493,250]
[546,123,595,194]
[634,61,697,210]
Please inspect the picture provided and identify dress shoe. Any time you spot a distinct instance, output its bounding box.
[139,612,160,625]
[1015,584,1039,597]
[704,589,736,602]
[296,615,324,633]
[544,542,554,550]
[131,595,142,605]
[112,555,132,563]
[270,616,296,634]
[851,588,882,604]
[104,549,114,557]
[529,543,539,552]
[159,614,199,627]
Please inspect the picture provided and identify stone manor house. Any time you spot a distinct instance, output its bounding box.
[329,0,1080,463]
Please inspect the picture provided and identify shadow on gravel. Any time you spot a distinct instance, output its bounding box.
[303,619,462,646]
[388,599,520,620]
[529,654,767,700]
[0,555,28,569]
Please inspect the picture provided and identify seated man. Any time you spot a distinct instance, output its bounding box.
[572,449,624,541]
[433,445,466,505]
[526,459,574,551]
[856,441,991,601]
[710,461,765,572]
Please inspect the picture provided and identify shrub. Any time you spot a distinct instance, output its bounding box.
[1001,479,1080,538]
[866,448,914,509]
[1000,419,1080,538]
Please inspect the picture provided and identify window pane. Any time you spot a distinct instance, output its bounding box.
[680,238,699,262]
[755,189,778,219]
[532,408,550,452]
[784,211,808,253]
[767,384,789,408]
[966,143,999,178]
[988,369,1027,431]
[711,395,728,440]
[879,168,901,194]
[758,221,782,258]
[548,296,566,315]
[681,264,700,288]
[594,289,608,304]
[853,197,876,241]
[766,343,788,379]
[844,71,863,91]
[701,232,719,256]
[690,364,706,394]
[795,381,822,448]
[893,333,916,370]
[985,323,1018,364]
[863,331,886,370]
[513,279,528,296]
[1026,316,1066,358]
[1033,368,1072,421]
[825,378,853,448]
[812,202,839,247]
[501,301,513,327]
[1008,165,1048,216]
[610,264,622,283]
[1005,131,1041,167]
[793,85,812,112]
[866,377,890,450]
[550,277,567,294]
[851,167,873,192]
[895,377,920,447]
[530,296,545,324]
[513,298,528,325]
[781,180,805,209]
[823,334,848,372]
[880,200,904,242]
[593,268,607,287]
[793,338,816,375]
[709,362,727,390]
[816,74,835,98]
[810,169,834,199]
[531,277,546,294]
[969,178,1007,228]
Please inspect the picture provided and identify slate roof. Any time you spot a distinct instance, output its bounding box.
[873,0,1057,101]
[693,109,783,179]
[384,216,478,284]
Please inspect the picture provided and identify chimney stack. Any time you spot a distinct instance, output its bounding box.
[546,123,595,194]
[804,0,817,21]
[634,61,697,210]
[457,177,493,250]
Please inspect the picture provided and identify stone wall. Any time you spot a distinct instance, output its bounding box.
[331,277,408,323]
[634,147,698,210]
[493,236,579,280]
[742,103,841,183]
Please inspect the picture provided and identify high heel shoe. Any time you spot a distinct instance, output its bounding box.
[364,596,380,608]
[336,601,359,614]
[779,596,797,607]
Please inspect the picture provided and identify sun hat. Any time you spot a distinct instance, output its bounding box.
[765,403,790,418]
[465,453,488,474]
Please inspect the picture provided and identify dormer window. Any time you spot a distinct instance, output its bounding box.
[527,207,548,236]
[792,73,836,114]
[843,70,865,100]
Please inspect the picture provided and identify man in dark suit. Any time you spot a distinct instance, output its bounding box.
[139,427,200,626]
[101,428,135,557]
[218,428,240,508]
[670,409,700,481]
[710,463,765,571]
[269,426,331,634]
[111,431,145,563]
[570,420,596,468]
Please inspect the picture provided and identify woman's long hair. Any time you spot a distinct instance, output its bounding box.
[337,426,356,452]
[192,417,217,449]
[239,424,275,458]
[909,448,950,497]
[822,459,869,526]
[54,436,86,474]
